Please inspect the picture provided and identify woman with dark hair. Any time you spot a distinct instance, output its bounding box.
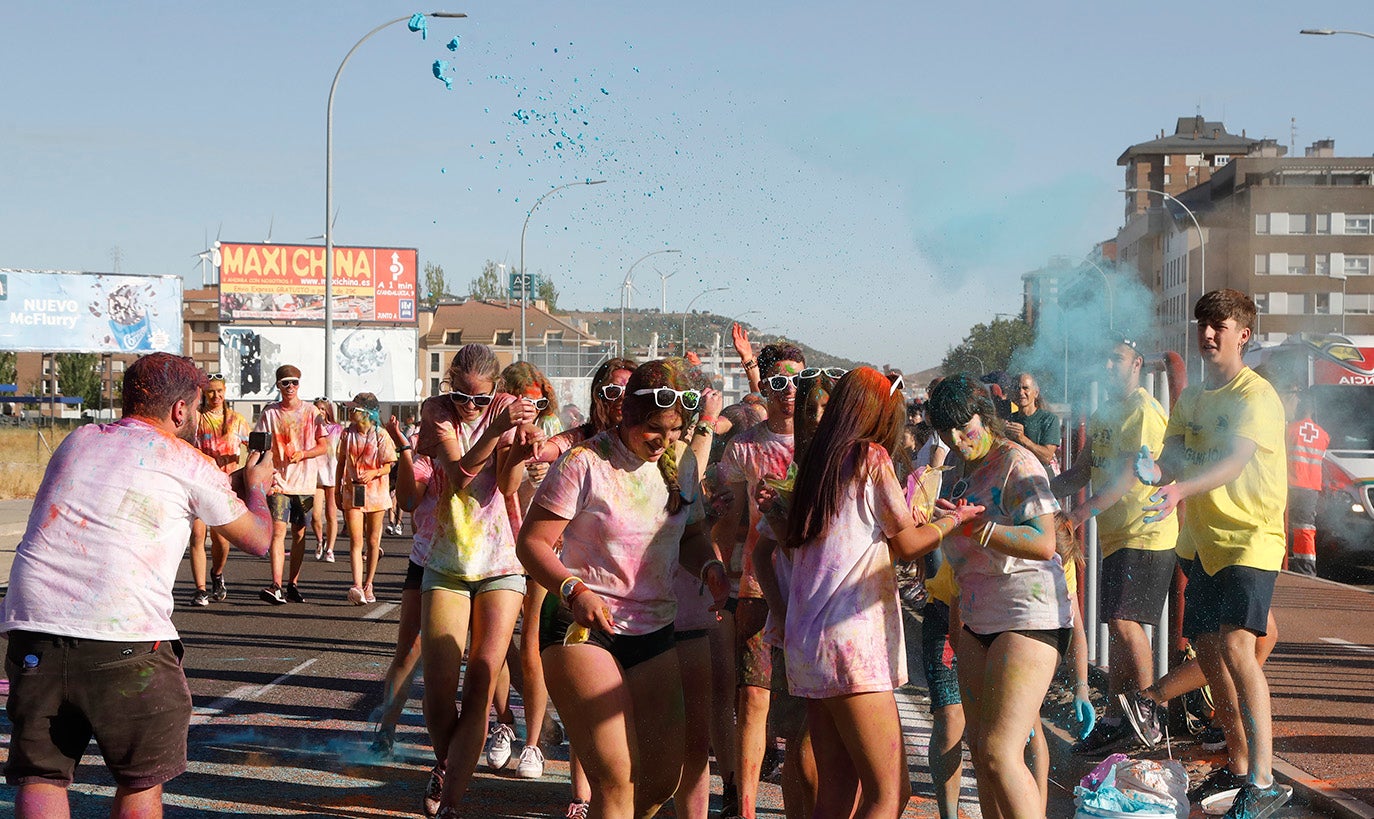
[782,367,979,819]
[926,372,1068,819]
[516,360,729,819]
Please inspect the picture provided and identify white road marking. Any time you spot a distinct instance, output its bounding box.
[364,602,399,620]
[191,658,318,725]
[1320,636,1374,656]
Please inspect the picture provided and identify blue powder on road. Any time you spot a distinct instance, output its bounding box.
[408,13,427,39]
[433,60,453,90]
[447,36,460,51]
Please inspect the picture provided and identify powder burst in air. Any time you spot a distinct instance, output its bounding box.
[433,60,453,90]
[447,36,460,51]
[408,13,427,39]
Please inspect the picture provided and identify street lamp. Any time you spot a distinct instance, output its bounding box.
[619,249,681,354]
[682,287,729,356]
[519,179,606,361]
[1122,187,1205,381]
[1078,257,1115,330]
[961,353,986,376]
[325,11,467,400]
[1300,28,1374,39]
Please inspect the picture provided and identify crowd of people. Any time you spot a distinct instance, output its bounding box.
[0,288,1303,819]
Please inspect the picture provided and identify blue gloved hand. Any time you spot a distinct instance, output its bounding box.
[1075,695,1097,740]
[1134,445,1162,485]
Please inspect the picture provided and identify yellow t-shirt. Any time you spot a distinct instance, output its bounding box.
[1165,368,1287,574]
[924,559,959,606]
[1090,388,1179,557]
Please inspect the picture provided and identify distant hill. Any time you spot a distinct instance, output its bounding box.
[563,308,862,370]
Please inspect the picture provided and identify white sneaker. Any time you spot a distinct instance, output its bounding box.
[516,744,545,779]
[324,549,336,563]
[486,723,516,769]
[422,764,444,818]
[348,586,366,606]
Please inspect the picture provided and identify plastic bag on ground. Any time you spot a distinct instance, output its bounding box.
[1074,754,1187,819]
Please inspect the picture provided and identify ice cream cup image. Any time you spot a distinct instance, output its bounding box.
[106,285,151,351]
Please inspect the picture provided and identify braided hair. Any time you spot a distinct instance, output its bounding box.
[620,359,697,514]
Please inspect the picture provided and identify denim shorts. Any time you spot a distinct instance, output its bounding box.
[268,493,314,528]
[421,568,526,598]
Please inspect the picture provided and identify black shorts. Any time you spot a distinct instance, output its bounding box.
[268,493,314,528]
[4,632,192,789]
[963,625,1072,657]
[538,596,675,671]
[1100,548,1175,627]
[1182,561,1276,639]
[674,628,709,642]
[404,559,425,591]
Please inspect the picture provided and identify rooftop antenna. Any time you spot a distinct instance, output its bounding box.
[1291,117,1297,153]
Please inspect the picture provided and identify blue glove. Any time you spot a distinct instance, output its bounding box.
[1075,695,1096,740]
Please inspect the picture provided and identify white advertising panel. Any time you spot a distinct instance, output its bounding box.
[219,326,417,402]
[0,270,182,353]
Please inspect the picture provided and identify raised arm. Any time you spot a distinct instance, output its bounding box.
[732,322,762,395]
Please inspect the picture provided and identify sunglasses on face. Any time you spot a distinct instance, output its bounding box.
[633,387,702,411]
[801,367,847,380]
[765,374,800,392]
[446,391,494,407]
[278,379,300,388]
[598,384,626,401]
[522,396,550,411]
[206,372,224,381]
[888,373,905,397]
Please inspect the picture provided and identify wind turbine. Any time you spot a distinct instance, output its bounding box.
[655,266,676,313]
[192,224,222,286]
[307,208,341,242]
[264,215,275,244]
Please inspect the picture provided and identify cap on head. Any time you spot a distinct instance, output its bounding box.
[275,364,302,382]
[348,392,380,412]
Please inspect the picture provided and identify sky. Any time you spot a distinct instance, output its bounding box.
[4,1,1374,371]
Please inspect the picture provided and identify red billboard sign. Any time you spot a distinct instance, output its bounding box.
[218,242,418,323]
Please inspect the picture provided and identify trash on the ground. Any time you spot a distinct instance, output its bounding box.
[1075,754,1186,819]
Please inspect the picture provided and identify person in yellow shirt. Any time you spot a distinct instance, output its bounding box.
[1131,290,1290,819]
[1052,333,1178,755]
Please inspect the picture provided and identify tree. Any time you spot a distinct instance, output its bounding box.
[54,353,103,409]
[0,351,16,386]
[422,261,452,309]
[940,315,1034,376]
[468,260,505,301]
[535,274,559,313]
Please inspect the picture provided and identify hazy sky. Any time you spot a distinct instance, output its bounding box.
[4,1,1372,370]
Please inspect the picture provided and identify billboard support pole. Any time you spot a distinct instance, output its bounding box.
[326,12,468,399]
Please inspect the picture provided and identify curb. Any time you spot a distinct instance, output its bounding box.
[1041,709,1374,819]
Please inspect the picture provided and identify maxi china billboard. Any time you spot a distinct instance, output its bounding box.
[217,242,418,323]
[0,269,183,354]
[219,325,418,402]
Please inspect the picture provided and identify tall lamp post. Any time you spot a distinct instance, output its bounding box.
[1122,187,1205,381]
[326,11,467,400]
[519,179,606,361]
[1078,257,1116,330]
[1300,28,1374,40]
[682,286,729,356]
[619,249,681,355]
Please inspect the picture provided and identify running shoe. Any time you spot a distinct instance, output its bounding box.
[1117,690,1164,749]
[315,540,325,560]
[284,582,305,603]
[211,573,228,602]
[720,780,739,818]
[486,723,516,769]
[422,764,445,818]
[363,584,376,604]
[191,588,210,607]
[1200,723,1228,751]
[348,586,366,606]
[324,549,336,563]
[1223,782,1292,819]
[260,584,287,605]
[369,726,394,759]
[1188,766,1246,805]
[1072,718,1131,756]
[516,744,545,779]
[566,801,590,819]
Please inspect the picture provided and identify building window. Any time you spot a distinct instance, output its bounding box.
[1315,293,1331,315]
[1163,173,1172,186]
[495,331,514,346]
[1348,294,1373,315]
[443,330,463,346]
[1346,215,1373,235]
[1288,256,1308,276]
[431,377,441,395]
[1255,255,1268,275]
[193,341,205,354]
[1346,255,1372,276]
[1255,214,1269,235]
[1255,293,1270,314]
[430,352,440,371]
[1289,213,1310,234]
[1315,254,1330,277]
[1316,213,1332,234]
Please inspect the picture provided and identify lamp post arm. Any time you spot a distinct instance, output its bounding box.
[1123,186,1206,380]
[1079,257,1115,330]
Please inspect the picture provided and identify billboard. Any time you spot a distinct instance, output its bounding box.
[217,242,418,323]
[0,269,182,354]
[219,326,418,403]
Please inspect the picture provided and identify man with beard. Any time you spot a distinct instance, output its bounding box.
[1,353,274,817]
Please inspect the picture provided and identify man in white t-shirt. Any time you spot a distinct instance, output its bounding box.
[1,353,274,818]
[254,364,329,604]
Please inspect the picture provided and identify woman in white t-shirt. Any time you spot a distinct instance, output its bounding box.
[782,367,979,818]
[926,373,1068,819]
[517,360,730,819]
[311,399,341,562]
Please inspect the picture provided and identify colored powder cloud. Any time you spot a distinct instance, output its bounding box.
[433,60,453,90]
[408,13,427,40]
[447,36,460,52]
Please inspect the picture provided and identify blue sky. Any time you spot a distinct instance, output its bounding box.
[4,1,1373,370]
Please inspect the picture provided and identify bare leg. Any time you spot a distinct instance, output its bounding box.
[1196,632,1249,778]
[362,510,384,593]
[928,703,966,819]
[15,782,69,819]
[287,522,308,585]
[520,582,552,749]
[421,588,473,763]
[378,586,424,737]
[544,644,639,819]
[675,636,713,819]
[268,518,288,587]
[111,783,164,818]
[1027,720,1048,816]
[1107,619,1156,712]
[346,508,366,589]
[189,518,208,591]
[805,698,861,819]
[779,713,817,819]
[707,610,738,798]
[209,530,231,577]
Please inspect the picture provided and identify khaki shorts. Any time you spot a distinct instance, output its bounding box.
[421,568,526,598]
[4,632,192,789]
